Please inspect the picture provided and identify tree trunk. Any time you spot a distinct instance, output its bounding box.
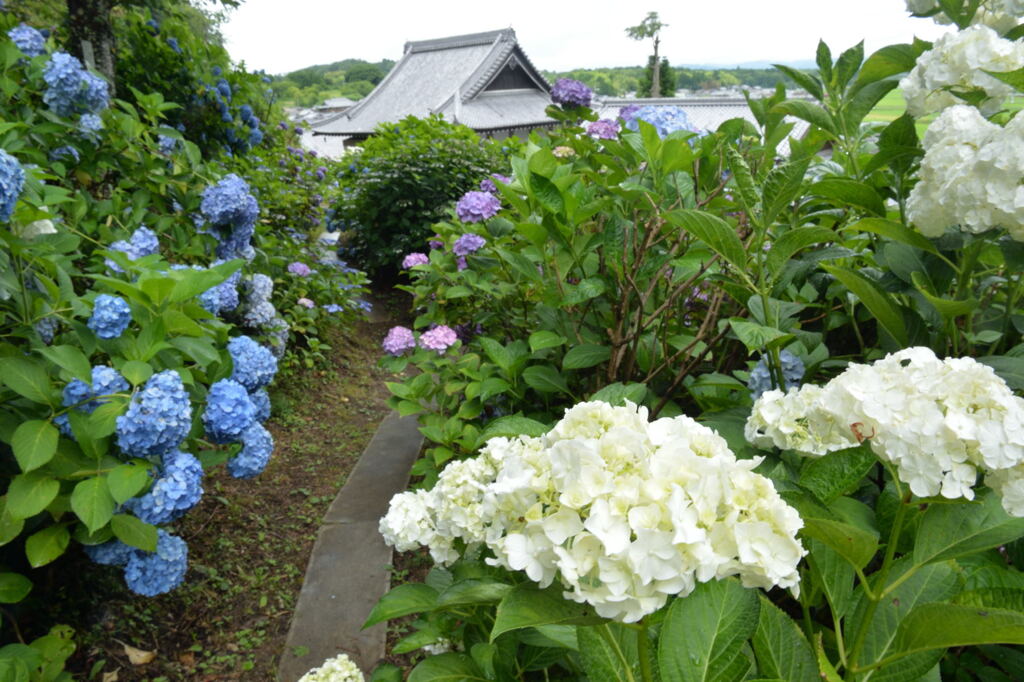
[651,35,661,98]
[66,0,116,95]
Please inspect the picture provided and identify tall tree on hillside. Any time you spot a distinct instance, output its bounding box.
[638,56,676,97]
[626,11,667,98]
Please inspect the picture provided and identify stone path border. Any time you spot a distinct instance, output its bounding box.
[278,411,423,681]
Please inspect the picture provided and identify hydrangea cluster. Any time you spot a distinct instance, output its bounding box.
[287,261,312,276]
[587,119,621,139]
[84,539,135,566]
[228,335,279,391]
[297,652,365,682]
[227,422,274,478]
[906,0,1024,33]
[200,174,259,260]
[401,252,429,269]
[35,316,59,344]
[455,191,501,223]
[419,325,458,353]
[198,259,242,316]
[297,297,315,309]
[9,23,45,57]
[126,450,204,525]
[79,113,103,135]
[88,294,132,339]
[381,401,805,622]
[747,350,805,399]
[453,233,486,257]
[382,326,416,355]
[551,78,593,108]
[203,379,257,443]
[107,226,159,273]
[240,273,278,329]
[0,149,25,222]
[124,530,188,596]
[116,370,192,458]
[42,52,109,119]
[900,26,1024,117]
[62,365,129,413]
[622,105,700,138]
[479,174,510,194]
[745,347,1024,512]
[249,389,271,422]
[906,105,1024,240]
[50,145,80,164]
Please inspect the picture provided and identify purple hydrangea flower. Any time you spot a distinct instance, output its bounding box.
[401,252,429,269]
[456,256,468,271]
[382,326,416,356]
[455,191,500,223]
[322,303,344,313]
[419,325,458,353]
[587,119,621,139]
[551,78,593,108]
[88,294,132,339]
[296,297,315,309]
[287,261,311,276]
[428,236,444,250]
[453,233,486,257]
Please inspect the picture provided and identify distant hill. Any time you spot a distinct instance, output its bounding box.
[270,58,396,108]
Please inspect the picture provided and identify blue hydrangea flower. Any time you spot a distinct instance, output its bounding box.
[198,259,241,316]
[166,37,181,54]
[322,303,344,314]
[216,78,231,101]
[226,422,273,479]
[622,105,700,139]
[123,530,187,596]
[249,389,270,422]
[201,174,257,227]
[116,370,192,458]
[50,145,80,163]
[158,135,177,155]
[0,149,25,222]
[747,349,806,399]
[239,104,253,122]
[211,66,222,77]
[241,300,276,328]
[62,364,129,417]
[248,128,263,146]
[84,539,134,566]
[78,113,103,134]
[551,78,593,108]
[88,294,132,339]
[202,379,256,443]
[126,450,203,525]
[145,19,159,35]
[228,336,278,391]
[35,316,59,344]
[247,274,273,302]
[8,24,45,57]
[42,52,109,118]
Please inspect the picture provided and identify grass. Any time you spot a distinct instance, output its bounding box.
[865,89,1023,138]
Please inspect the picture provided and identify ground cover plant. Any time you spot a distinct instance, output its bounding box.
[367,2,1024,680]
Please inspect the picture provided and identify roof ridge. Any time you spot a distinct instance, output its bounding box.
[405,28,514,53]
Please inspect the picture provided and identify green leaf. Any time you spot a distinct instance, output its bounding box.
[119,360,153,386]
[478,337,513,373]
[530,173,565,215]
[110,513,157,552]
[25,525,69,568]
[761,158,810,226]
[798,444,876,503]
[0,573,32,604]
[522,365,571,396]
[983,66,1024,91]
[563,344,611,370]
[369,663,403,682]
[724,146,761,213]
[408,653,486,682]
[435,579,513,608]
[491,583,598,641]
[914,491,1024,566]
[6,472,60,520]
[36,345,91,383]
[752,596,817,681]
[770,100,839,137]
[821,265,908,345]
[844,218,938,255]
[668,209,747,275]
[659,579,759,682]
[578,624,640,682]
[478,377,512,402]
[766,227,835,279]
[11,420,58,473]
[910,271,977,319]
[70,477,116,533]
[529,331,566,352]
[834,41,864,90]
[979,355,1024,391]
[729,319,790,353]
[801,518,878,570]
[806,538,856,620]
[363,583,439,627]
[168,259,241,303]
[773,65,823,101]
[169,336,220,368]
[0,357,53,405]
[808,178,885,216]
[478,415,550,444]
[892,603,1024,658]
[589,382,648,406]
[857,43,927,86]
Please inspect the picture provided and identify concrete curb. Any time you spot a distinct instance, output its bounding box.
[278,411,423,681]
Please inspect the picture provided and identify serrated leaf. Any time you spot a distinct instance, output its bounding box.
[893,603,1024,657]
[798,444,876,503]
[478,415,550,444]
[809,178,885,216]
[71,477,116,533]
[761,158,810,226]
[11,420,58,473]
[491,583,598,641]
[119,360,152,386]
[363,583,439,628]
[110,513,157,551]
[589,382,648,406]
[0,357,53,405]
[25,525,70,568]
[978,355,1024,391]
[771,100,839,137]
[801,518,878,570]
[436,580,513,608]
[766,227,835,279]
[408,653,485,682]
[578,624,641,682]
[844,218,938,255]
[562,344,611,370]
[529,331,567,352]
[753,596,817,681]
[821,265,908,345]
[669,209,747,275]
[914,491,1024,566]
[522,365,571,395]
[36,345,91,383]
[6,472,60,520]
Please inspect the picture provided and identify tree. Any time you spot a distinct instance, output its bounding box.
[345,63,384,86]
[638,56,676,97]
[626,12,667,99]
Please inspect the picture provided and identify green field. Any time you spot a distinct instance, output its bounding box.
[865,89,1022,137]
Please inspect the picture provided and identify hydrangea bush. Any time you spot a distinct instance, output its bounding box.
[372,2,1024,680]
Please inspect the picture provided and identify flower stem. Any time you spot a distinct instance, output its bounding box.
[637,619,654,682]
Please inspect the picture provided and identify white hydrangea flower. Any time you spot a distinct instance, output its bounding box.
[900,25,1024,117]
[906,106,1024,239]
[987,465,1024,516]
[906,0,1024,33]
[746,347,1024,508]
[380,401,805,622]
[297,652,364,682]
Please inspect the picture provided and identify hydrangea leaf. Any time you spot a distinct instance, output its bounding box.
[107,462,152,505]
[801,518,878,570]
[24,525,69,568]
[490,583,600,642]
[407,653,485,682]
[578,624,641,682]
[0,573,32,604]
[522,365,571,396]
[752,595,817,681]
[36,345,91,384]
[6,472,60,520]
[562,344,611,370]
[362,583,438,628]
[0,357,54,406]
[798,443,876,504]
[892,603,1024,659]
[70,477,115,533]
[11,420,58,473]
[913,491,1024,566]
[110,513,157,552]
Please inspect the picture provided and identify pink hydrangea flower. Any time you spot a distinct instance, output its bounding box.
[297,297,314,308]
[382,326,416,355]
[419,325,458,353]
[287,261,311,276]
[402,252,429,269]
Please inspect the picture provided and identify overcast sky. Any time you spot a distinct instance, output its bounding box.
[221,1,952,75]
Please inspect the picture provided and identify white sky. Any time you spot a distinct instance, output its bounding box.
[221,0,952,75]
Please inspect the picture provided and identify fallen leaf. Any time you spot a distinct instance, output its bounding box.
[179,651,196,667]
[123,643,156,665]
[102,672,119,682]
